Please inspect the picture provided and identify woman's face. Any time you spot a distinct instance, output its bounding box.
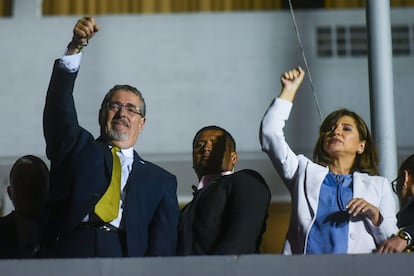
[323,115,366,159]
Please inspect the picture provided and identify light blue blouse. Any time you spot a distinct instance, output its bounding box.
[306,172,353,254]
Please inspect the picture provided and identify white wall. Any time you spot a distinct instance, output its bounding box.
[1,1,414,211]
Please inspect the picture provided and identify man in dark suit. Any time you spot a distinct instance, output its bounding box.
[177,126,271,255]
[0,155,49,259]
[41,17,179,257]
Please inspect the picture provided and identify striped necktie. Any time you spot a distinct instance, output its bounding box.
[94,146,121,222]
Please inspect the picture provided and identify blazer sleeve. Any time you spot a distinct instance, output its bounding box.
[403,224,414,240]
[366,176,398,244]
[259,98,300,187]
[398,202,414,238]
[353,174,398,245]
[43,59,82,163]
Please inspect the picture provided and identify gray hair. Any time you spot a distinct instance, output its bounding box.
[100,84,146,117]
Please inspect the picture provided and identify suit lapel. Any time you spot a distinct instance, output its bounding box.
[99,142,112,189]
[95,137,113,183]
[123,151,146,212]
[122,151,147,252]
[127,151,146,187]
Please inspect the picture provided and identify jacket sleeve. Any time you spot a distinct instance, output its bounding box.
[259,98,299,186]
[363,176,398,244]
[398,202,414,238]
[43,59,82,164]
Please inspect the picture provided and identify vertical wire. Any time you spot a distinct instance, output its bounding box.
[287,0,324,122]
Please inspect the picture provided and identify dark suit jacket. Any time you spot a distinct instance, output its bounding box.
[0,212,44,259]
[177,169,271,255]
[0,212,19,258]
[42,60,180,257]
[397,198,414,238]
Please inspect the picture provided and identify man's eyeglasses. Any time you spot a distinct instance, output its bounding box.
[104,102,142,117]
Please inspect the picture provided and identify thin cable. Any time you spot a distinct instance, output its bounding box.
[288,0,323,122]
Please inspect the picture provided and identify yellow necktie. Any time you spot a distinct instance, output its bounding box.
[94,146,121,222]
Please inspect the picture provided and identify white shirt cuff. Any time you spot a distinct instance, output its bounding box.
[58,52,82,73]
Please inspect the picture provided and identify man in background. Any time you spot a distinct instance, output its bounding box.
[177,125,271,255]
[0,155,49,258]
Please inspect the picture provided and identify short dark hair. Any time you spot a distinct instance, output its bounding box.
[9,155,50,216]
[10,155,49,185]
[398,154,414,176]
[193,125,236,152]
[100,84,146,117]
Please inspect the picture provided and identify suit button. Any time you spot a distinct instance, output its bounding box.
[349,232,355,240]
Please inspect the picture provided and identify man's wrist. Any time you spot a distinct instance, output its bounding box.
[397,229,413,246]
[67,38,88,55]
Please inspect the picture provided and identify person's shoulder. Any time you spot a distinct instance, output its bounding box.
[227,170,271,200]
[354,171,386,180]
[134,153,176,178]
[353,171,388,184]
[142,160,174,177]
[231,169,270,190]
[0,212,15,221]
[234,169,266,182]
[0,212,16,232]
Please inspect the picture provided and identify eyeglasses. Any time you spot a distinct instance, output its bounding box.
[391,176,402,194]
[104,102,142,117]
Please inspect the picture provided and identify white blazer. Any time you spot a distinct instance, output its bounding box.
[260,98,398,254]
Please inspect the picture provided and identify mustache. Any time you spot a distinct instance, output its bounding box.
[111,118,129,128]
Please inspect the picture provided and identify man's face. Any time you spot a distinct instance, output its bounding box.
[192,129,236,178]
[100,90,146,149]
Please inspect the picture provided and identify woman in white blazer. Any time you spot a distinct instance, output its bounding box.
[260,67,397,254]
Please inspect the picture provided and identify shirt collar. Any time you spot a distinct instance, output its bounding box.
[197,171,233,190]
[120,147,134,158]
[109,145,134,158]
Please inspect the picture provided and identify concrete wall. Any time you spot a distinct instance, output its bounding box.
[1,1,414,213]
[0,253,411,276]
